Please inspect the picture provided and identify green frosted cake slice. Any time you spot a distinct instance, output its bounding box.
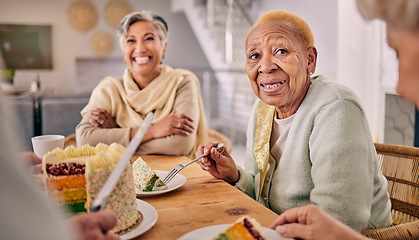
[132,157,168,191]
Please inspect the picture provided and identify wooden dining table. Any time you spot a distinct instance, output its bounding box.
[132,154,279,239]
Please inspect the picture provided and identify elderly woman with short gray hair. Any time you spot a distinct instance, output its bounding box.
[76,10,208,157]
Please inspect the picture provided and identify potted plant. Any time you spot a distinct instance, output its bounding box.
[1,68,15,84]
[0,68,15,90]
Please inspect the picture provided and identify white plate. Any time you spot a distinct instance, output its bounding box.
[135,170,187,197]
[178,224,292,240]
[119,199,158,240]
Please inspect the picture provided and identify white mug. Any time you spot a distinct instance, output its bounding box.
[31,135,65,158]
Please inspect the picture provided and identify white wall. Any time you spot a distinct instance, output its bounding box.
[0,0,210,94]
[337,0,387,141]
[257,0,338,82]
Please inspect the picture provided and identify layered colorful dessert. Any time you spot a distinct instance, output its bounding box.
[214,216,266,240]
[132,157,168,191]
[44,146,90,214]
[43,143,141,233]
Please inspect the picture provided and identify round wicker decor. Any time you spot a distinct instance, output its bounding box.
[68,0,98,32]
[105,0,133,29]
[90,31,114,57]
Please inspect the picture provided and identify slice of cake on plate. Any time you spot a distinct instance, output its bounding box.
[132,157,168,191]
[213,216,266,240]
[43,143,141,233]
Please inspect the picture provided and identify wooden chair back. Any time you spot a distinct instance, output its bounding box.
[363,143,419,239]
[375,143,419,224]
[64,133,77,148]
[208,128,232,153]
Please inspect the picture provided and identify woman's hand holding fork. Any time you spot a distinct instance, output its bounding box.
[196,142,240,185]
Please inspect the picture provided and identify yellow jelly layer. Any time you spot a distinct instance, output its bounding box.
[46,174,86,191]
[49,187,86,203]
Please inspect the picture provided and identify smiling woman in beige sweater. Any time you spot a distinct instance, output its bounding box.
[76,10,208,157]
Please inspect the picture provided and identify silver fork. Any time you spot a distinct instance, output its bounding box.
[162,143,225,185]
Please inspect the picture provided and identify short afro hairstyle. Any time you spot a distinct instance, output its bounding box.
[246,10,315,50]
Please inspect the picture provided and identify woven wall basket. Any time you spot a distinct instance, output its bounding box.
[68,0,98,32]
[105,0,133,29]
[90,31,114,57]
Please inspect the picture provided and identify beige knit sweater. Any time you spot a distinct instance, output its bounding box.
[76,65,208,157]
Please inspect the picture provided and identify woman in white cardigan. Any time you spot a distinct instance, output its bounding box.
[196,9,391,232]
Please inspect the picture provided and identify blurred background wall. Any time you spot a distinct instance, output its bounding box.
[0,0,411,157]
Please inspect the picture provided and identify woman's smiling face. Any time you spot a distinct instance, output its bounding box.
[245,21,316,115]
[122,21,166,84]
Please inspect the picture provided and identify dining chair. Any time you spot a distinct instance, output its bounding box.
[64,133,77,148]
[362,143,419,239]
[208,128,232,153]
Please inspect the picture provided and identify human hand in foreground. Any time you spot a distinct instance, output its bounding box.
[87,108,119,128]
[20,151,42,174]
[148,110,194,138]
[69,210,120,240]
[270,204,369,240]
[197,142,239,184]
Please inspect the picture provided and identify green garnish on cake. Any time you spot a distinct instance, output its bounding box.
[132,157,168,191]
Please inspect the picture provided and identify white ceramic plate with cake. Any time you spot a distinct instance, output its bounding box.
[135,170,187,197]
[120,199,158,239]
[178,224,291,240]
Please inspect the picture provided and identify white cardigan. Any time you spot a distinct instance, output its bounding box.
[235,75,392,232]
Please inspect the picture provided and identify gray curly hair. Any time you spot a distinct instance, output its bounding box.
[356,0,419,29]
[117,10,169,49]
